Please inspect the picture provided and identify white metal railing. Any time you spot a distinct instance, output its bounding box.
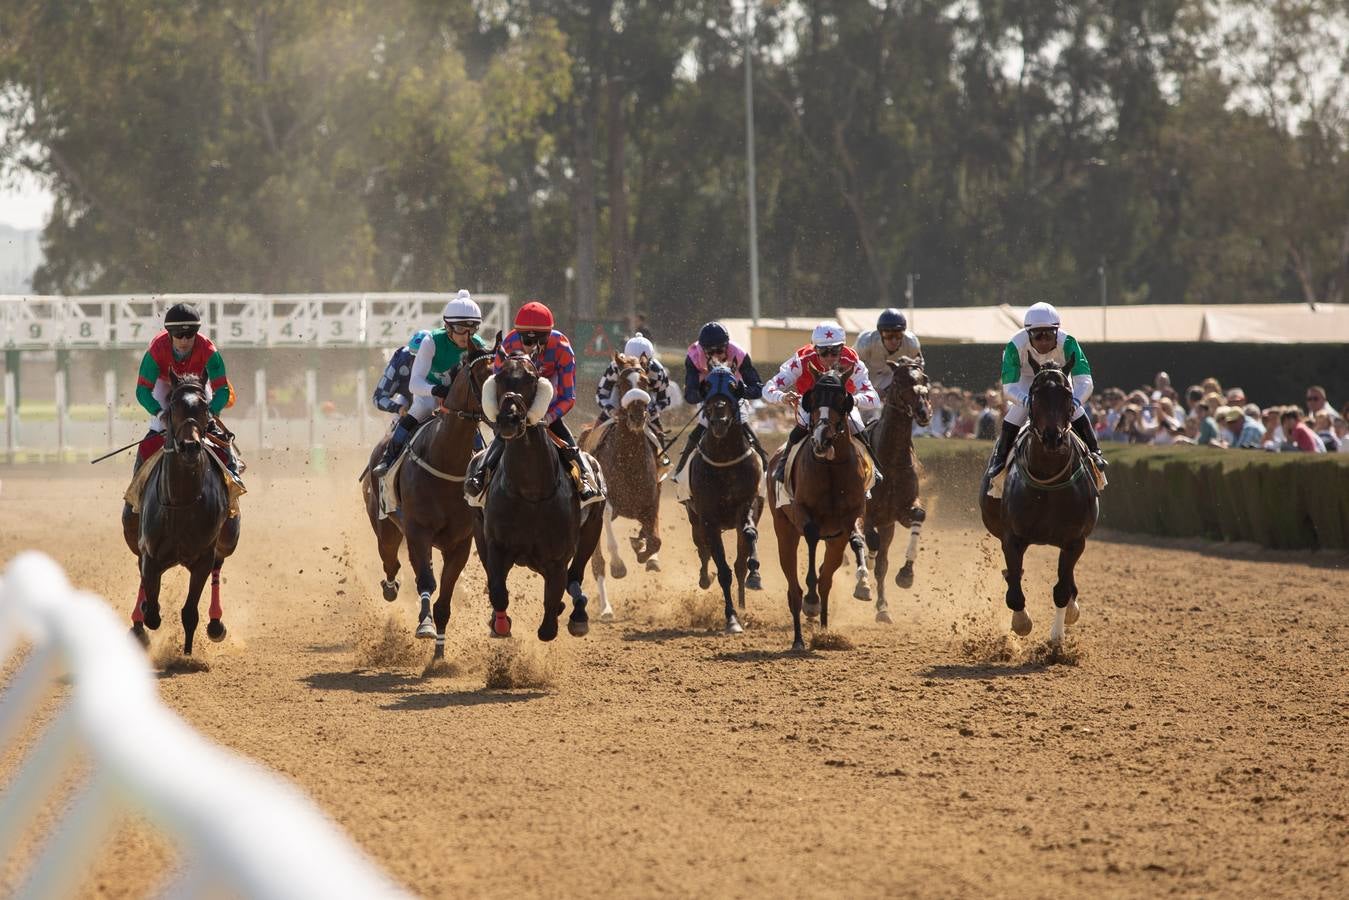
[0,552,410,899]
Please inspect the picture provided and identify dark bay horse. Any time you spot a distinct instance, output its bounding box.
[583,352,662,621]
[476,353,603,641]
[862,357,932,622]
[122,373,240,654]
[979,363,1099,641]
[362,345,494,656]
[686,365,765,634]
[768,370,874,650]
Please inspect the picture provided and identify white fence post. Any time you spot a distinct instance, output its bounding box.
[4,370,16,458]
[104,369,117,446]
[355,366,369,446]
[306,367,320,465]
[54,368,68,454]
[255,367,267,451]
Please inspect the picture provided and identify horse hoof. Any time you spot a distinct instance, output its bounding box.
[746,571,763,591]
[567,615,589,638]
[698,572,712,590]
[645,557,661,572]
[610,561,627,579]
[144,609,162,631]
[538,619,560,642]
[792,640,806,652]
[895,564,915,589]
[1064,599,1081,625]
[875,609,893,625]
[853,583,872,602]
[804,601,821,619]
[206,619,227,642]
[1011,610,1033,636]
[416,617,436,639]
[725,618,744,635]
[381,579,399,602]
[490,612,512,638]
[130,626,150,649]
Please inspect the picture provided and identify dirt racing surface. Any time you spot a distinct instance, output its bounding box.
[2,455,1347,898]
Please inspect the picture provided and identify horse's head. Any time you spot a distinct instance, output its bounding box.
[445,344,496,420]
[165,371,210,454]
[703,364,741,438]
[485,353,551,441]
[884,356,932,426]
[1028,363,1074,450]
[803,368,852,458]
[613,351,652,433]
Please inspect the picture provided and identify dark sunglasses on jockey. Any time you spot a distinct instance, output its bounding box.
[705,344,728,357]
[519,329,548,347]
[167,325,200,339]
[815,344,843,358]
[445,320,480,336]
[1029,327,1058,342]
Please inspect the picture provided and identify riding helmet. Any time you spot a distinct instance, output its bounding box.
[442,289,482,324]
[624,336,655,359]
[877,308,907,331]
[514,300,554,331]
[1023,302,1061,330]
[164,303,201,326]
[811,322,846,346]
[697,322,730,350]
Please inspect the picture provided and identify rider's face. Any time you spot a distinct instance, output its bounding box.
[447,320,478,349]
[1029,328,1058,349]
[706,345,728,364]
[168,327,198,354]
[880,329,904,352]
[519,329,547,355]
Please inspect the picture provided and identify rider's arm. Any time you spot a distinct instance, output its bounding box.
[373,350,407,413]
[848,361,881,410]
[205,350,231,415]
[737,356,765,400]
[906,332,922,358]
[546,336,577,424]
[135,351,163,416]
[409,335,437,398]
[1063,335,1094,408]
[761,357,800,403]
[595,363,618,411]
[1001,340,1029,406]
[682,356,703,402]
[649,362,672,411]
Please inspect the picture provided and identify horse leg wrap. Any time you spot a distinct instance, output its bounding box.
[905,525,922,564]
[209,569,222,620]
[132,584,146,623]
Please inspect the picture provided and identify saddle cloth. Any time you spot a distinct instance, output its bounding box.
[774,436,876,509]
[124,447,246,518]
[465,448,606,511]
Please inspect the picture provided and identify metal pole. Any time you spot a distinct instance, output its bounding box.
[744,0,760,326]
[906,273,918,330]
[5,369,17,459]
[254,368,267,451]
[1099,257,1108,343]
[54,368,68,454]
[355,366,369,446]
[306,367,319,453]
[104,369,116,447]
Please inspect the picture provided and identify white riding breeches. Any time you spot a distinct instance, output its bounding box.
[1003,401,1087,428]
[408,394,440,423]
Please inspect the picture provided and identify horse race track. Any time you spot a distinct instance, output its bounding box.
[3,454,1347,898]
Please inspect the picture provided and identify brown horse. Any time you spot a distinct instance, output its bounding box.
[583,352,663,621]
[768,370,874,650]
[476,353,604,641]
[122,373,240,654]
[862,357,932,622]
[979,364,1098,641]
[361,345,494,657]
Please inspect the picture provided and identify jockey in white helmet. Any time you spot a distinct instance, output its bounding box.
[985,301,1107,487]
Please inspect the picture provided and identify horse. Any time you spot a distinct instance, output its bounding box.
[768,369,875,650]
[862,357,932,622]
[582,351,663,621]
[122,372,240,654]
[361,344,494,657]
[475,353,603,641]
[686,364,765,634]
[979,363,1099,642]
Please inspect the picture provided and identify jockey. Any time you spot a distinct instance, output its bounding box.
[762,321,881,485]
[595,335,672,437]
[372,290,487,477]
[985,301,1107,486]
[372,328,433,415]
[670,321,767,494]
[854,308,922,422]
[464,300,601,503]
[134,302,239,476]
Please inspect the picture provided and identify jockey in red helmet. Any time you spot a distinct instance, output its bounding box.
[464,301,601,504]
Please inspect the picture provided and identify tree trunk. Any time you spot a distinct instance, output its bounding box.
[573,96,600,320]
[607,78,636,325]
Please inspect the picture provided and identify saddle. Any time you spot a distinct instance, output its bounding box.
[773,436,876,509]
[463,445,606,510]
[124,446,245,519]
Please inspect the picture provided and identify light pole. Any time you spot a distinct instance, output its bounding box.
[1098,257,1107,343]
[906,272,919,329]
[744,0,760,326]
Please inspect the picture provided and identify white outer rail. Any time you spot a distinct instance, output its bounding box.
[0,552,410,899]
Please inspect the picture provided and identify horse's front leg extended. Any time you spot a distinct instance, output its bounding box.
[817,538,848,631]
[1001,533,1031,636]
[485,544,513,638]
[139,556,166,634]
[868,523,895,623]
[802,520,821,619]
[603,502,626,579]
[702,518,742,634]
[205,561,227,643]
[849,528,872,602]
[895,506,926,588]
[773,511,804,651]
[1051,537,1087,642]
[405,527,437,640]
[743,501,763,593]
[539,565,568,642]
[181,555,213,656]
[431,538,473,659]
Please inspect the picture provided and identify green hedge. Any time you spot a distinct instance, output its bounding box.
[907,439,1349,550]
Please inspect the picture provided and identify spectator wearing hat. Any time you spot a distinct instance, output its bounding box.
[1280,408,1327,453]
[1219,405,1263,449]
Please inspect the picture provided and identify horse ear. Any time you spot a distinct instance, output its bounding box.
[613,350,622,364]
[886,359,901,372]
[801,390,816,413]
[492,330,503,353]
[169,370,182,386]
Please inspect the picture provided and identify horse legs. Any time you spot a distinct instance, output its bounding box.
[139,556,167,635]
[848,528,873,602]
[130,580,149,647]
[405,528,437,639]
[205,562,227,642]
[1051,538,1086,642]
[539,564,568,643]
[377,518,403,602]
[181,555,213,656]
[895,506,926,588]
[734,517,758,609]
[702,518,742,635]
[772,511,805,651]
[430,538,473,659]
[602,502,627,579]
[484,544,513,638]
[816,538,848,631]
[1001,533,1031,636]
[867,523,896,623]
[802,520,821,620]
[639,510,662,572]
[744,496,764,592]
[566,502,603,638]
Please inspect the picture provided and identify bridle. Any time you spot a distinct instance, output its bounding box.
[495,354,539,440]
[158,380,211,508]
[885,364,931,422]
[446,352,493,423]
[1026,370,1073,445]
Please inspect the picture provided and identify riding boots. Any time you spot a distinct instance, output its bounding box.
[559,444,602,502]
[1070,415,1108,469]
[671,424,706,487]
[986,420,1021,480]
[373,413,420,477]
[463,435,504,499]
